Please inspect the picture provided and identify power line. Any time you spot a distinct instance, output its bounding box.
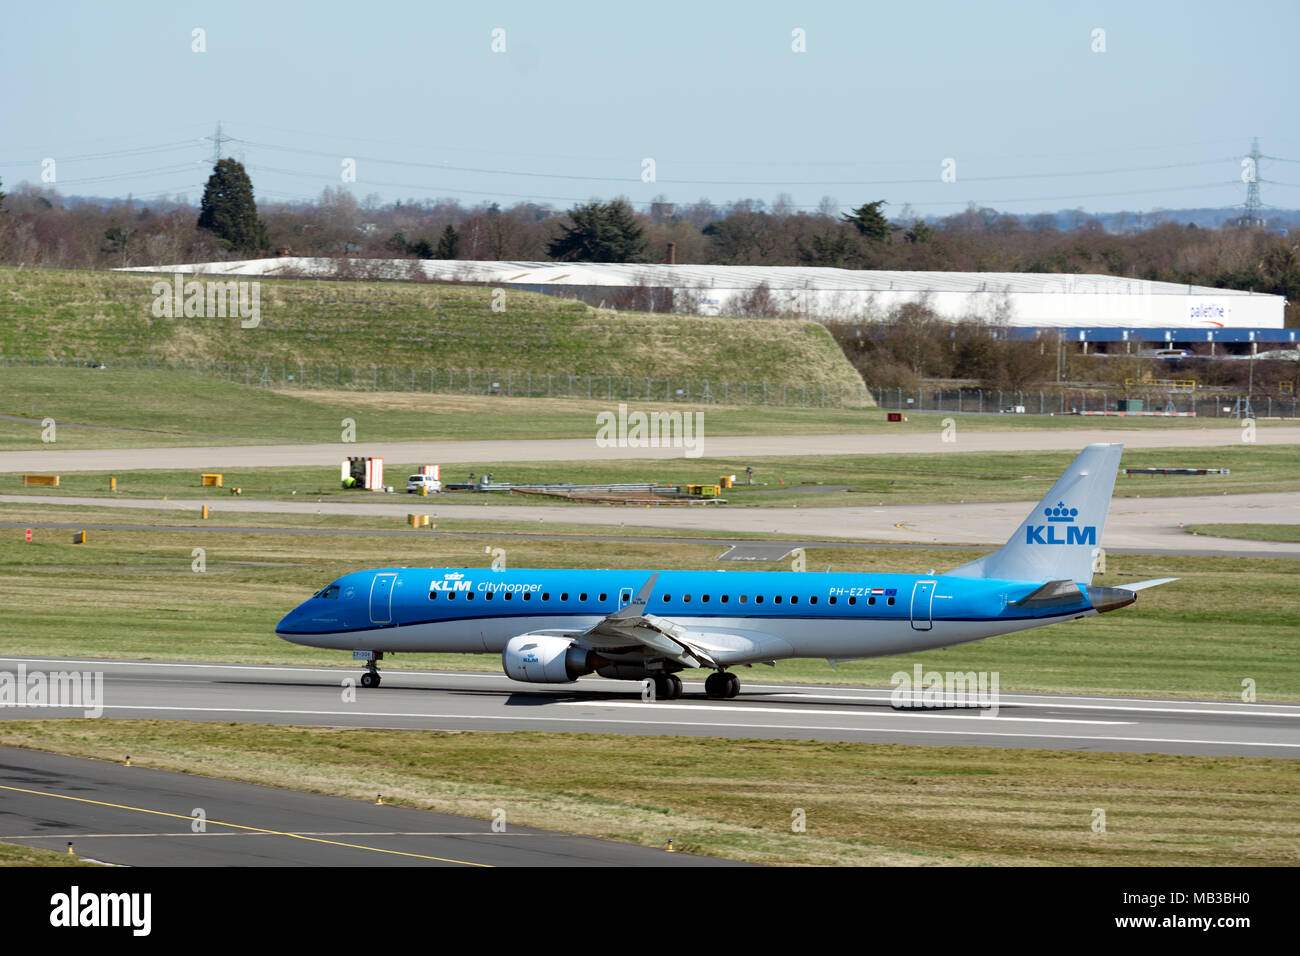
[219,118,1252,170]
[19,163,201,188]
[0,140,200,168]
[228,135,1237,188]
[902,182,1240,208]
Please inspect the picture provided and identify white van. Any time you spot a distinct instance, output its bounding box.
[405,474,442,493]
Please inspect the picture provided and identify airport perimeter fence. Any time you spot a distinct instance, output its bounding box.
[2,355,875,409]
[873,386,1299,419]
[5,355,1297,417]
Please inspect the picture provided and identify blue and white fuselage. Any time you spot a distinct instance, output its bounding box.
[275,444,1173,698]
[278,568,1100,659]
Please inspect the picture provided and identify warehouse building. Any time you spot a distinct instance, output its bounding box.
[125,258,1293,346]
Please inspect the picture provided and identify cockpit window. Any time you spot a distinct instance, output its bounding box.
[315,585,341,600]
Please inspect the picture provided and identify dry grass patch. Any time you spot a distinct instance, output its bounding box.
[1,722,1294,867]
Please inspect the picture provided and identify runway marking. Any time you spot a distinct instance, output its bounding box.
[3,831,538,839]
[2,700,1118,726]
[0,784,492,867]
[5,657,1299,713]
[0,657,508,683]
[6,703,1295,750]
[552,701,1130,725]
[747,692,1300,720]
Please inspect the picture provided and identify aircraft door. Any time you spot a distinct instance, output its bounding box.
[370,572,397,624]
[910,580,936,631]
[619,588,633,609]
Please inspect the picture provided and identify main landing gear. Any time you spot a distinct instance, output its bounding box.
[705,671,740,699]
[652,674,683,700]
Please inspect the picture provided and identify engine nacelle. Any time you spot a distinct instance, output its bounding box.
[502,635,594,683]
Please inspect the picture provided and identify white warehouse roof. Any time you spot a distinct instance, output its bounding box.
[121,258,1286,329]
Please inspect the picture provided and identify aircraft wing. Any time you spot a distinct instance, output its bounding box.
[565,573,796,670]
[572,573,719,668]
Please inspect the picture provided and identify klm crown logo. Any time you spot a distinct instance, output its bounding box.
[1027,502,1095,546]
[1045,503,1078,523]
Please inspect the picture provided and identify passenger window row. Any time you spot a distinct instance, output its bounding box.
[660,594,893,607]
[429,588,895,607]
[430,591,610,602]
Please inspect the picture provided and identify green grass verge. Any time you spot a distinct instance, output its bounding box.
[1,506,1296,700]
[1187,524,1300,543]
[0,500,813,540]
[0,840,99,867]
[0,366,1277,452]
[8,445,1297,508]
[0,267,861,388]
[0,721,1295,865]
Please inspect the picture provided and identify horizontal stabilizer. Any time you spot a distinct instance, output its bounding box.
[1116,577,1179,592]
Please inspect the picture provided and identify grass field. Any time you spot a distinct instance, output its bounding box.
[3,367,1277,453]
[1,721,1295,865]
[7,444,1297,509]
[1187,523,1300,543]
[0,267,862,389]
[1,503,1296,700]
[0,839,98,867]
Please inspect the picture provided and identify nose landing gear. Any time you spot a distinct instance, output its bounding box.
[705,671,740,699]
[357,652,383,688]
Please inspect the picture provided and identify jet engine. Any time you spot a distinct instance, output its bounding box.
[502,635,595,683]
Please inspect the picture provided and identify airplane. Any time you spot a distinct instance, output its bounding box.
[275,443,1175,700]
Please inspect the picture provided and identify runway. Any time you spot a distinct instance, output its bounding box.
[2,656,1296,758]
[3,423,1296,473]
[5,490,1298,557]
[0,745,735,867]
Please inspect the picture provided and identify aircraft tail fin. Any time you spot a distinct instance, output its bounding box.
[947,443,1122,585]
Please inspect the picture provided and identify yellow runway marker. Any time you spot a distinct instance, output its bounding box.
[0,784,491,867]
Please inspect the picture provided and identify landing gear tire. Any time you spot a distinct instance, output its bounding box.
[706,671,738,699]
[360,668,381,689]
[653,675,682,701]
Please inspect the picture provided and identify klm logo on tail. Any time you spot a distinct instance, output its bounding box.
[1026,502,1096,546]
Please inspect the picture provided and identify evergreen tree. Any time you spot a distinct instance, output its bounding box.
[904,219,934,243]
[435,224,459,259]
[409,237,435,259]
[548,200,646,262]
[385,230,410,254]
[197,159,269,254]
[842,200,896,241]
[798,229,857,267]
[0,176,6,214]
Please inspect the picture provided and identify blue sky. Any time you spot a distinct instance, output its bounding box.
[2,0,1296,216]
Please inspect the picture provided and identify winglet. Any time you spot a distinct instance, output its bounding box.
[610,572,658,619]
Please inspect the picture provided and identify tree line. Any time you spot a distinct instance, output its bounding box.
[0,160,1297,326]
